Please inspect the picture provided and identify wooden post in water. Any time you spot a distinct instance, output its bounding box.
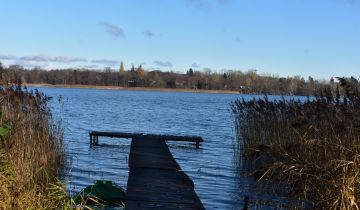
[89,133,93,145]
[89,133,98,145]
[90,134,102,145]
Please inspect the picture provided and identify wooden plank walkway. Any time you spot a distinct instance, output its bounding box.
[90,131,204,148]
[125,137,204,210]
[89,131,205,209]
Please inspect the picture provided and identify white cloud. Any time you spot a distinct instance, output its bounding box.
[20,54,87,63]
[142,30,155,38]
[0,53,18,60]
[91,59,119,65]
[191,63,200,68]
[100,22,125,38]
[153,60,173,67]
[184,0,231,9]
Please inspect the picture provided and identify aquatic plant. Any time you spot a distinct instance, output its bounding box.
[232,77,360,209]
[0,70,71,209]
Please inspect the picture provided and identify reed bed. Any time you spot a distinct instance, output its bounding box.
[0,71,72,209]
[232,77,360,209]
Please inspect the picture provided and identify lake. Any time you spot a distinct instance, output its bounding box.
[34,87,300,209]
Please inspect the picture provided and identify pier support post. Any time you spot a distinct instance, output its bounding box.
[196,141,199,149]
[89,133,100,146]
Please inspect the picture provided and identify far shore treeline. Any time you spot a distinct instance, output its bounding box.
[0,61,339,96]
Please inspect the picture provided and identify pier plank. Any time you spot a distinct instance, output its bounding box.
[125,136,204,210]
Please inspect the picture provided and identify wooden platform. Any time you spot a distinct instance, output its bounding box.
[89,131,205,209]
[89,131,204,148]
[125,137,204,210]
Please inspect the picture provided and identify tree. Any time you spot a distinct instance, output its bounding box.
[0,61,3,83]
[223,73,227,79]
[308,76,314,84]
[330,77,334,84]
[187,68,194,76]
[119,61,125,73]
[137,64,144,72]
[136,65,145,78]
[203,68,212,75]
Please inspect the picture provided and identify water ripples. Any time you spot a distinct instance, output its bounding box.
[36,87,296,209]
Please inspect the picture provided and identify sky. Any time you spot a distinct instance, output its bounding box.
[0,0,359,80]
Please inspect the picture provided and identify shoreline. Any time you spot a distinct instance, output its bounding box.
[25,83,240,94]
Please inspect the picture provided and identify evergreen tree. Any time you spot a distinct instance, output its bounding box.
[119,61,125,73]
[187,68,194,76]
[223,73,227,79]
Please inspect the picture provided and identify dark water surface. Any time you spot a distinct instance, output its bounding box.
[35,87,301,209]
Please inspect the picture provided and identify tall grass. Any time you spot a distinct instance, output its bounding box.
[0,70,71,208]
[232,77,360,209]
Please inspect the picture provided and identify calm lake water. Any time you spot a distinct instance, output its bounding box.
[34,87,303,209]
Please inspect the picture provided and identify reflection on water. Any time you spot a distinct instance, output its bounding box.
[34,87,304,209]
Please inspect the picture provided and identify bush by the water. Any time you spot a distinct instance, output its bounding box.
[232,77,360,209]
[0,69,70,208]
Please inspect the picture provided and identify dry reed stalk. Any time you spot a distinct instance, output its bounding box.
[232,77,360,209]
[0,70,70,209]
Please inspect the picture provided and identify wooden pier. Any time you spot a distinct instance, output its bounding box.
[89,131,205,210]
[89,131,204,148]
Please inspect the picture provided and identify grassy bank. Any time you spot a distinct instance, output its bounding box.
[232,77,360,209]
[0,73,70,208]
[26,83,240,94]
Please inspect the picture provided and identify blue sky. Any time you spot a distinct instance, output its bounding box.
[0,0,359,80]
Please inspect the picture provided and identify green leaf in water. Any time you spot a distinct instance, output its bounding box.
[0,127,8,137]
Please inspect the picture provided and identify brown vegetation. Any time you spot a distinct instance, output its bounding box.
[28,83,241,94]
[2,62,329,96]
[0,66,69,208]
[232,77,360,209]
